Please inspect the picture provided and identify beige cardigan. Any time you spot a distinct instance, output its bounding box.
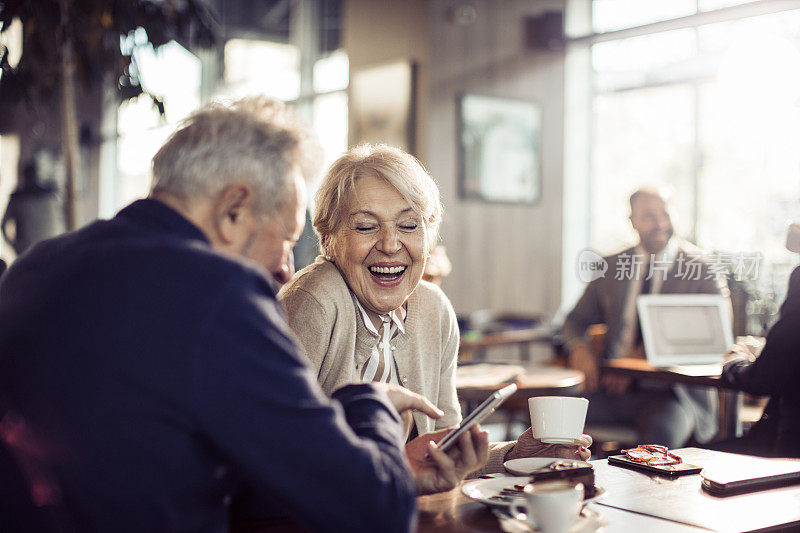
[278,257,514,473]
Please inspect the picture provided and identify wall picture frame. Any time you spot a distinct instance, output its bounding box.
[458,94,542,204]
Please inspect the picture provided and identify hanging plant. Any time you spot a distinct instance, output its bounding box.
[0,0,218,228]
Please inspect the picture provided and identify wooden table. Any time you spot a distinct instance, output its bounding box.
[593,447,800,532]
[417,487,706,532]
[602,358,744,440]
[236,448,800,532]
[418,447,800,532]
[457,364,584,412]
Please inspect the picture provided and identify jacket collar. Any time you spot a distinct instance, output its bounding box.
[116,199,209,244]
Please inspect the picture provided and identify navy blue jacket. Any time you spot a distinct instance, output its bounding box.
[0,199,416,532]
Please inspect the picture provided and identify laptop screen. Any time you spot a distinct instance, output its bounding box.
[637,294,733,366]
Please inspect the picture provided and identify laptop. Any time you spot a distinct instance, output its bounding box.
[636,294,733,369]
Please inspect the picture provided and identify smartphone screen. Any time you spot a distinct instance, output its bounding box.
[437,383,517,452]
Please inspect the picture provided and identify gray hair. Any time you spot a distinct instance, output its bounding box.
[314,144,442,257]
[151,96,321,217]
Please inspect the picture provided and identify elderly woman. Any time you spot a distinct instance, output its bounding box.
[279,145,590,485]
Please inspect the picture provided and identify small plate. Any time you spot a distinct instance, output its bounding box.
[462,476,606,508]
[503,506,607,533]
[504,457,592,476]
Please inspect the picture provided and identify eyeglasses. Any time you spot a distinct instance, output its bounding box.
[622,444,682,466]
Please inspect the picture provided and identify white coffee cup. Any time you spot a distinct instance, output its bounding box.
[509,481,584,533]
[529,396,588,444]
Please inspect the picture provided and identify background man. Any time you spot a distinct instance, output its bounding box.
[562,187,727,448]
[0,97,481,532]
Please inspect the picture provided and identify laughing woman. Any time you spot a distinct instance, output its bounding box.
[278,145,590,489]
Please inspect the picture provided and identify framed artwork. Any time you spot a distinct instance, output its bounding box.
[350,61,416,152]
[458,94,542,204]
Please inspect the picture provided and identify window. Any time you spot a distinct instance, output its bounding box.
[586,2,800,331]
[115,41,202,210]
[110,0,347,219]
[223,39,301,101]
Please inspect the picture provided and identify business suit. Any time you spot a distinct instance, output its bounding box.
[721,265,800,457]
[563,242,726,446]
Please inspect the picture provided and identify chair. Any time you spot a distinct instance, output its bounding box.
[580,324,639,457]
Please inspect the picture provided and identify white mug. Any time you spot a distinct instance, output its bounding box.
[529,396,588,444]
[509,481,584,533]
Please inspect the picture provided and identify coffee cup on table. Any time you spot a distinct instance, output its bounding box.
[529,396,588,444]
[509,480,584,533]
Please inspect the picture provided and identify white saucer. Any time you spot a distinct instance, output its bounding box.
[505,506,607,533]
[461,476,606,508]
[503,457,592,476]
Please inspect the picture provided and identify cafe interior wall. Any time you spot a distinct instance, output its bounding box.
[346,0,567,323]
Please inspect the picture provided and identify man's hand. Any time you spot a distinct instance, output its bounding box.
[373,383,444,420]
[405,426,489,495]
[724,337,765,364]
[505,428,592,462]
[724,343,757,364]
[568,343,599,392]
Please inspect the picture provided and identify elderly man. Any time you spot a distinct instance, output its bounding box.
[562,187,726,448]
[0,98,473,533]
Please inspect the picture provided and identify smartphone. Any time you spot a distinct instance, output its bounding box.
[607,455,702,477]
[437,383,517,453]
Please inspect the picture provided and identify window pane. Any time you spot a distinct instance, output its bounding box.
[313,92,348,173]
[699,0,759,11]
[589,7,800,320]
[593,0,695,33]
[313,50,349,93]
[133,41,201,124]
[696,9,800,272]
[224,39,300,100]
[117,98,173,207]
[116,41,201,210]
[593,29,697,92]
[591,85,695,254]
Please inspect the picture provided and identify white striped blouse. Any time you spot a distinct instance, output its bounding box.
[353,298,406,385]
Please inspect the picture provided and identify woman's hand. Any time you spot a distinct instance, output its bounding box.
[405,426,489,495]
[505,428,592,462]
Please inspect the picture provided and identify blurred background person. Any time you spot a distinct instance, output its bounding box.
[562,187,726,448]
[2,161,65,257]
[716,224,800,458]
[422,245,452,286]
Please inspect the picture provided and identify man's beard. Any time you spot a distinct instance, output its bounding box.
[643,229,673,253]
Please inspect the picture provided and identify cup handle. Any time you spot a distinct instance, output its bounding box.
[508,497,530,524]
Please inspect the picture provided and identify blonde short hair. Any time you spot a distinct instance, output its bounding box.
[314,144,442,257]
[151,96,321,217]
